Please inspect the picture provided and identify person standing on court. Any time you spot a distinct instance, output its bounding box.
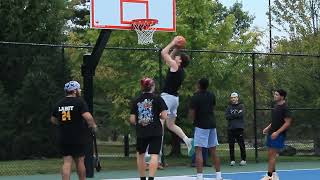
[50,80,97,180]
[225,92,247,166]
[129,77,168,180]
[161,36,193,155]
[261,89,293,180]
[189,78,223,180]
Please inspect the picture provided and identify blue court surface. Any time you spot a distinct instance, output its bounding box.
[107,168,320,180]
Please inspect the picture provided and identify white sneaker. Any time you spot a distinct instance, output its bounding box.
[230,161,235,166]
[195,173,203,180]
[186,138,194,156]
[239,160,247,166]
[272,172,280,180]
[260,175,272,180]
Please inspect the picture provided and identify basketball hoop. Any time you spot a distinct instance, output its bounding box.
[131,19,158,45]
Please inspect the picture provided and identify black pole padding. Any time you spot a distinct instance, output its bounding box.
[252,53,259,163]
[82,29,112,178]
[82,54,95,178]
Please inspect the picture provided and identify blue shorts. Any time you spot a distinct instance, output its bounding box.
[194,127,219,148]
[266,134,285,149]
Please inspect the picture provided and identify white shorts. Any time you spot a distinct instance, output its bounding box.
[194,127,219,148]
[161,93,179,119]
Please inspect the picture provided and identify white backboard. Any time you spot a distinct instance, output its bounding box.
[90,0,176,32]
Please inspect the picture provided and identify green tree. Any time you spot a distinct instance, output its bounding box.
[271,0,320,155]
[273,0,320,37]
[0,0,70,159]
[65,0,261,156]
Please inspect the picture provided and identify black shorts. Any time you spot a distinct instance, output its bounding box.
[60,144,86,157]
[136,136,162,155]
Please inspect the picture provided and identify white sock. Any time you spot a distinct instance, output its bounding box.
[197,173,203,179]
[216,171,222,179]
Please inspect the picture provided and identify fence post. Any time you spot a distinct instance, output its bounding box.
[252,53,258,163]
[124,134,129,157]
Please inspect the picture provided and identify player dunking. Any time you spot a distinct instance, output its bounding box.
[161,36,193,155]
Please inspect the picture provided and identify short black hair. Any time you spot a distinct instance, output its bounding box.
[276,89,287,99]
[198,78,209,90]
[176,52,190,68]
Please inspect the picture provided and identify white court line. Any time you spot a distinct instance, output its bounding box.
[106,177,231,180]
[221,167,320,175]
[104,168,320,180]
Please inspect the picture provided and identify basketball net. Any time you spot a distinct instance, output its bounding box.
[131,19,158,45]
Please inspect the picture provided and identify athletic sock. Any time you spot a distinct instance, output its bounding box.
[148,177,154,180]
[216,171,222,179]
[267,172,272,177]
[197,173,203,179]
[140,177,146,180]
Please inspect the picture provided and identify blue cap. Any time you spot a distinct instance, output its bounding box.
[64,81,80,91]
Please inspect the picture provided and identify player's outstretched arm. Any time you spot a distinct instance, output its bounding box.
[161,38,179,70]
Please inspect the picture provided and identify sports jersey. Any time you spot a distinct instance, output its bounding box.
[52,97,90,144]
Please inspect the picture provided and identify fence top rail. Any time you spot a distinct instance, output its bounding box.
[1,41,320,58]
[257,108,320,111]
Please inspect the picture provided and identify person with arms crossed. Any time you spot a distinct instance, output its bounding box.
[225,92,247,166]
[51,81,97,180]
[261,89,293,180]
[189,78,223,180]
[129,77,168,180]
[161,36,193,155]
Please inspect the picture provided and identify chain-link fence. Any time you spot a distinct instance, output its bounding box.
[1,41,319,175]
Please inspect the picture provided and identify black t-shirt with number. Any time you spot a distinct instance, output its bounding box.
[130,93,168,138]
[269,102,292,136]
[190,90,216,129]
[52,97,90,144]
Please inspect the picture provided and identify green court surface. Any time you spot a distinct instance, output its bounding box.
[0,161,319,180]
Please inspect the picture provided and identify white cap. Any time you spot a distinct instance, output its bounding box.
[230,92,239,97]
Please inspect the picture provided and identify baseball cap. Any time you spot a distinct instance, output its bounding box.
[230,92,239,97]
[64,81,80,91]
[140,77,155,89]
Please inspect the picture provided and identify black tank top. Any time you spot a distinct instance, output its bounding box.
[162,68,185,96]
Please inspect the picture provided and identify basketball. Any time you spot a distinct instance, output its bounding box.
[176,36,186,48]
